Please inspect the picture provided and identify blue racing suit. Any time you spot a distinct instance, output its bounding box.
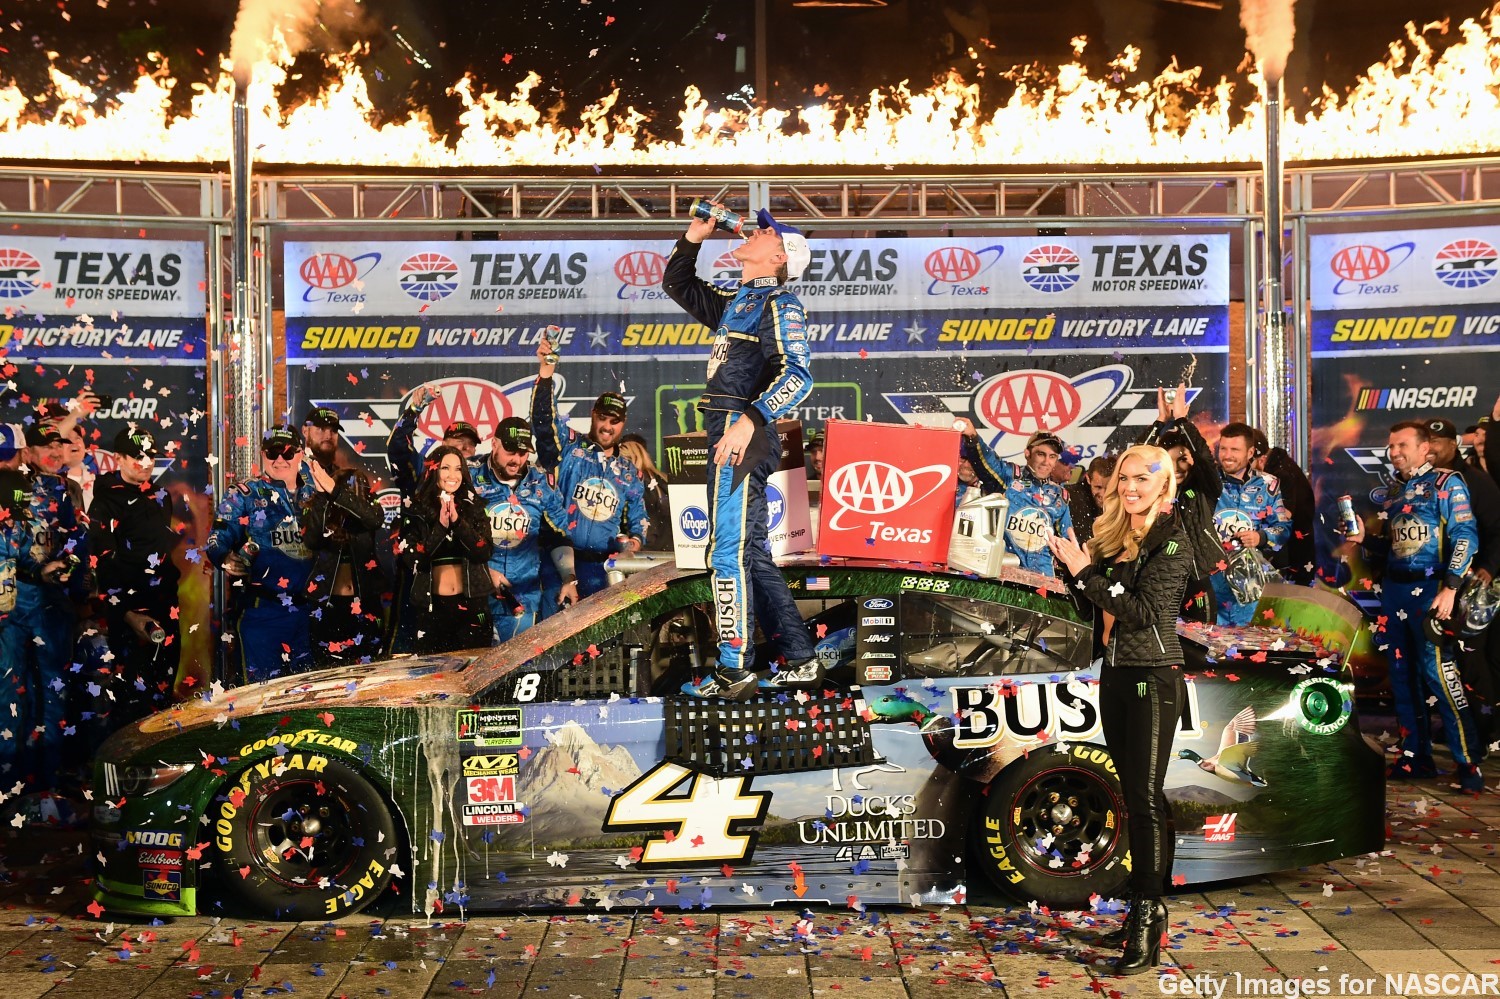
[662,239,816,672]
[1367,463,1482,771]
[962,437,1075,577]
[207,474,316,683]
[531,376,649,597]
[1211,469,1293,626]
[0,513,40,785]
[1,473,87,791]
[471,461,575,642]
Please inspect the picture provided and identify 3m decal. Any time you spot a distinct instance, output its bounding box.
[602,761,770,865]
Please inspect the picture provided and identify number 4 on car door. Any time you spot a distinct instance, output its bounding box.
[602,761,771,865]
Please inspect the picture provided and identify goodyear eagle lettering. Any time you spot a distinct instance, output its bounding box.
[215,754,329,852]
[240,729,358,756]
[1330,314,1456,343]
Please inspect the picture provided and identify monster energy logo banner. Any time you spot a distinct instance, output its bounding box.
[663,438,710,479]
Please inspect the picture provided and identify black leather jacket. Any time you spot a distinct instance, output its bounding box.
[399,496,493,609]
[302,475,387,611]
[1075,511,1191,669]
[1142,417,1222,580]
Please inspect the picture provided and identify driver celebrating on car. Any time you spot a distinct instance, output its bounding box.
[953,419,1077,577]
[661,203,819,700]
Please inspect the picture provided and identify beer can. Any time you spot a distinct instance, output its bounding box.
[148,626,167,644]
[1337,495,1360,536]
[241,540,261,562]
[688,198,746,236]
[542,324,562,366]
[1164,388,1177,405]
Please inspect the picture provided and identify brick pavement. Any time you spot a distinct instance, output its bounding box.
[0,751,1495,997]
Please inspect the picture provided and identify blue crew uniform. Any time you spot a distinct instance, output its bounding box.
[1211,469,1292,626]
[1367,462,1482,777]
[0,497,41,785]
[206,475,316,682]
[0,472,87,791]
[662,238,817,674]
[530,377,648,597]
[962,437,1075,576]
[471,461,574,642]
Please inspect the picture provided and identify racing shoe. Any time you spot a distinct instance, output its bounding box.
[1456,765,1487,794]
[763,657,824,689]
[682,668,762,701]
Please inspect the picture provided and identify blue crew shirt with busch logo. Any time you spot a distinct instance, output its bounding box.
[530,375,649,555]
[470,462,572,590]
[963,436,1074,577]
[1377,462,1478,587]
[1213,469,1292,554]
[206,474,317,596]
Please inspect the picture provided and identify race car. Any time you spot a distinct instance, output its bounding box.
[91,562,1382,919]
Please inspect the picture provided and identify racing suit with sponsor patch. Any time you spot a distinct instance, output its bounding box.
[1211,469,1292,626]
[207,475,316,682]
[0,508,41,785]
[961,437,1074,577]
[1368,463,1482,771]
[1,473,87,790]
[531,376,649,598]
[662,239,816,672]
[471,462,574,642]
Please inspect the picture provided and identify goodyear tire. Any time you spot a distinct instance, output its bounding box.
[969,744,1129,908]
[215,755,399,920]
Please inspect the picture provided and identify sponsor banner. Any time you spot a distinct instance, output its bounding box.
[1311,303,1500,353]
[291,352,1227,477]
[284,235,1229,319]
[284,306,1228,359]
[817,420,961,562]
[0,237,207,316]
[0,315,205,361]
[1310,224,1500,310]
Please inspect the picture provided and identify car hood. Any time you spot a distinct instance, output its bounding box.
[104,653,478,759]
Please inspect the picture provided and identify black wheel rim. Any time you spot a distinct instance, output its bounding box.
[1008,767,1123,878]
[244,778,360,890]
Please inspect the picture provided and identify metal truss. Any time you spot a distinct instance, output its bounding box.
[4,157,1500,226]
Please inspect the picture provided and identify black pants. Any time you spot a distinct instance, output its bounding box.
[414,592,492,655]
[1458,626,1498,759]
[310,594,384,668]
[104,600,181,730]
[1100,665,1186,898]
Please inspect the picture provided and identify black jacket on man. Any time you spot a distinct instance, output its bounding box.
[88,470,182,615]
[1142,417,1222,610]
[1074,510,1191,669]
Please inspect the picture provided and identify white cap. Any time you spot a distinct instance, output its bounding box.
[780,231,811,280]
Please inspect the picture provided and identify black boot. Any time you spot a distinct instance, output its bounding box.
[1114,896,1166,975]
[1099,896,1165,948]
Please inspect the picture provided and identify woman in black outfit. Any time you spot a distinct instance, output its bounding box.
[1049,443,1189,976]
[303,463,387,668]
[399,446,493,653]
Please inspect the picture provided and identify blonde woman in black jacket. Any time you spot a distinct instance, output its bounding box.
[1049,443,1189,976]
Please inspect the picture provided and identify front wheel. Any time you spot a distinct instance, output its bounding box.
[969,744,1129,908]
[215,756,400,919]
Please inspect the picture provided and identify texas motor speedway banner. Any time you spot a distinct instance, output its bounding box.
[0,234,212,689]
[284,233,1229,490]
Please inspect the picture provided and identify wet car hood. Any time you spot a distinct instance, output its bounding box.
[104,653,478,759]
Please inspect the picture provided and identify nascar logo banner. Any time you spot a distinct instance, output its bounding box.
[1309,225,1500,619]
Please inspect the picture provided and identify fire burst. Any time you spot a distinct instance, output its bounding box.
[1,10,1499,166]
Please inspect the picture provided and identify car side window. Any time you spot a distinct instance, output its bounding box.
[487,618,654,704]
[900,593,1091,677]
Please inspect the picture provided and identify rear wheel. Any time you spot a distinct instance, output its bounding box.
[215,756,399,919]
[969,744,1129,908]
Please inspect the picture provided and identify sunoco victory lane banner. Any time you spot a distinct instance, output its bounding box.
[284,233,1228,485]
[0,234,213,688]
[1309,223,1500,584]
